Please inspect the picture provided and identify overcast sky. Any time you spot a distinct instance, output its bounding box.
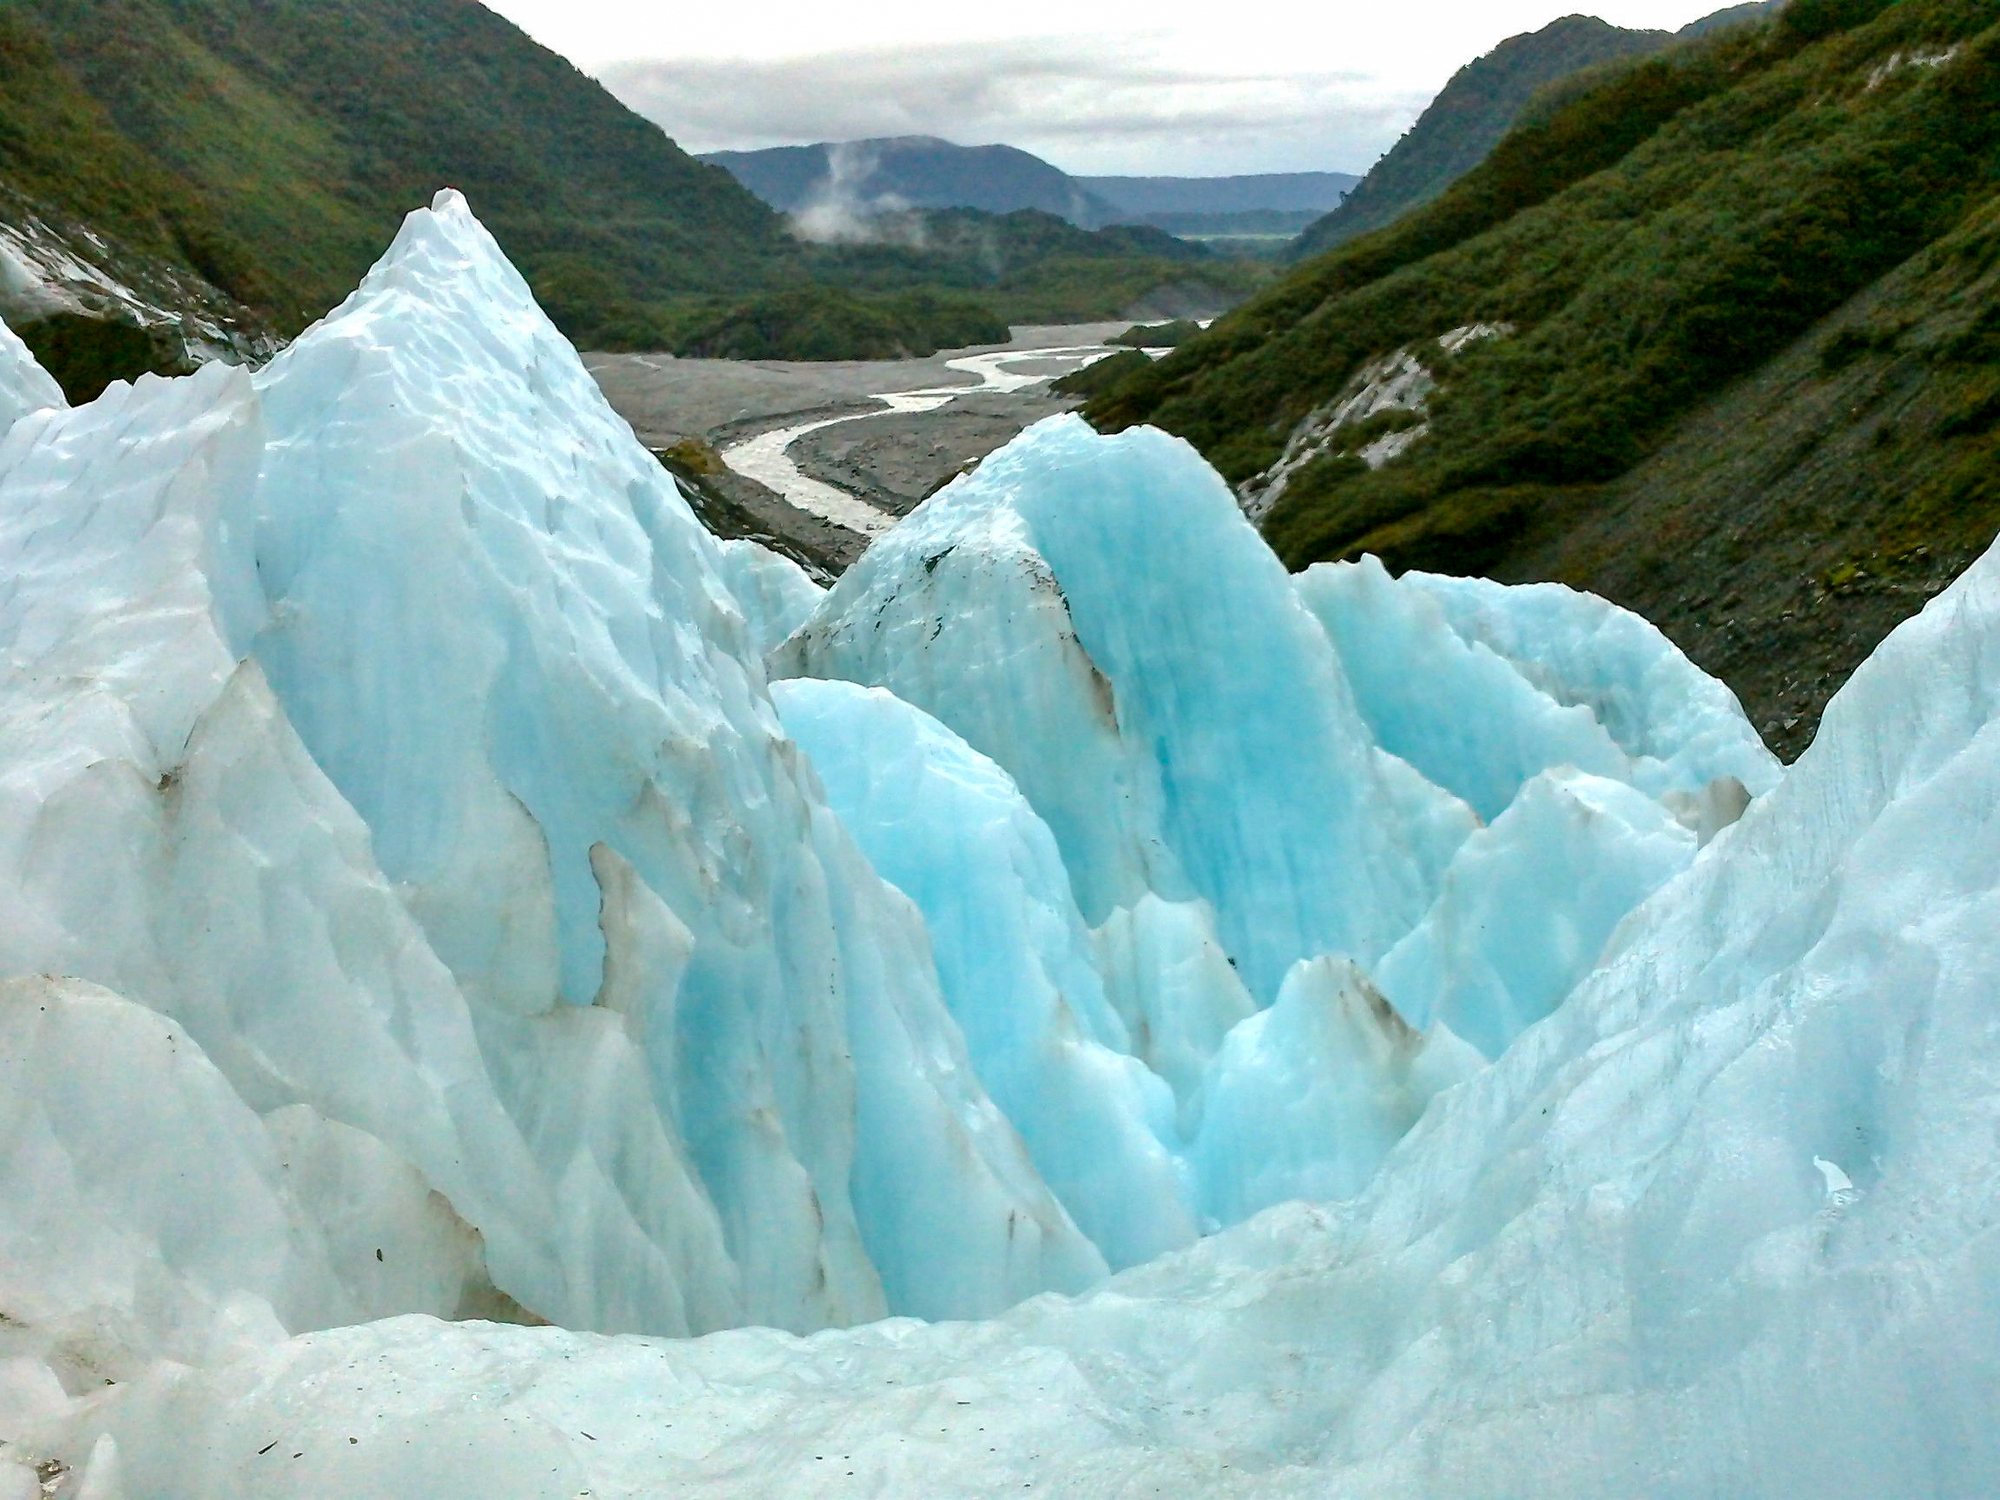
[482,0,1734,176]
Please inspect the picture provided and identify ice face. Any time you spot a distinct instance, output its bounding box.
[1298,554,1780,828]
[777,414,1450,1003]
[711,537,825,657]
[4,190,1940,1497]
[1375,767,1700,1056]
[772,677,1195,1270]
[0,316,64,436]
[1191,956,1483,1224]
[25,520,2000,1499]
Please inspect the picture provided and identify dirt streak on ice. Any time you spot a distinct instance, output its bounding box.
[720,345,1115,537]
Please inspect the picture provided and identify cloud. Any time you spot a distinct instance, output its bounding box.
[596,37,1428,176]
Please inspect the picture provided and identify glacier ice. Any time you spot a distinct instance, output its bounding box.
[1374,766,1699,1057]
[0,317,64,435]
[775,414,1450,1002]
[21,498,1999,1499]
[4,188,1985,1497]
[772,677,1195,1269]
[0,192,1105,1361]
[1191,956,1483,1223]
[1297,553,1780,826]
[710,537,826,656]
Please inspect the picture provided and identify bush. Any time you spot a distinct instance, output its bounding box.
[672,288,1007,361]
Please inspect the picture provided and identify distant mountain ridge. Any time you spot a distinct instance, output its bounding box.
[702,138,1115,227]
[1078,173,1361,218]
[1290,4,1785,259]
[702,138,1361,235]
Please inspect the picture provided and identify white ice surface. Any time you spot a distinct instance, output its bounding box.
[3,191,1941,1498]
[711,538,825,656]
[0,318,63,435]
[777,415,1448,1002]
[23,518,2000,1499]
[1298,553,1779,825]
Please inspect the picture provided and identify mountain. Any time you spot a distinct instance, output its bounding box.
[1678,0,1788,36]
[1079,172,1362,218]
[703,140,1363,238]
[1289,15,1680,259]
[702,137,1116,226]
[0,0,792,352]
[1079,172,1362,237]
[0,7,1249,370]
[1086,0,2000,757]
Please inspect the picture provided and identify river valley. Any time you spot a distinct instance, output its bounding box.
[586,323,1137,570]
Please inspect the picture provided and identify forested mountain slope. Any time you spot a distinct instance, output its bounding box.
[1090,0,2000,755]
[1291,14,1678,259]
[0,1,1248,364]
[1,0,791,337]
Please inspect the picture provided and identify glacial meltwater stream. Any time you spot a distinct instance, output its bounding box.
[719,343,1119,535]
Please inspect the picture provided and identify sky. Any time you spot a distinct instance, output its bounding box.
[482,0,1736,176]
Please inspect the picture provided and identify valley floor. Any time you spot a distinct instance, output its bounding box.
[585,324,1127,570]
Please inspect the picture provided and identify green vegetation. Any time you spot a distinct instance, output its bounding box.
[1289,15,1681,260]
[0,0,1246,358]
[672,288,1007,361]
[4,0,794,336]
[1110,320,1204,349]
[1050,349,1154,400]
[13,312,191,402]
[1090,0,2000,753]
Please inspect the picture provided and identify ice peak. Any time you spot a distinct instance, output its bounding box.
[0,313,65,433]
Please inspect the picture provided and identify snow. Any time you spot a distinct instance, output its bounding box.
[6,191,1991,1496]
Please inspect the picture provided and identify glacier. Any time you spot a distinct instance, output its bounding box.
[0,191,1993,1497]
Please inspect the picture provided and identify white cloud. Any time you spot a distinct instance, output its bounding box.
[599,39,1427,175]
[481,0,1743,174]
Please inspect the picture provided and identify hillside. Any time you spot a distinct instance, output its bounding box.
[1290,15,1678,259]
[3,0,793,342]
[1088,0,2000,755]
[0,6,1255,365]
